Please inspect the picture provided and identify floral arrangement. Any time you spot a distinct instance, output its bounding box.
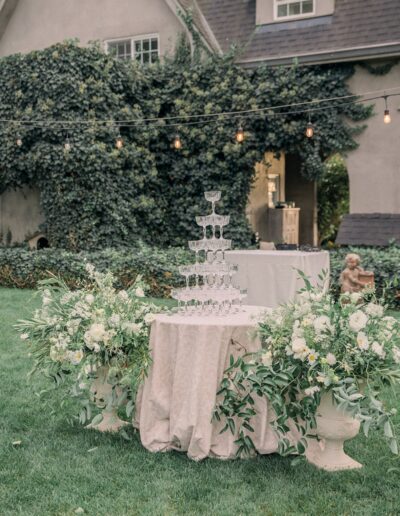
[16,264,160,428]
[214,276,400,457]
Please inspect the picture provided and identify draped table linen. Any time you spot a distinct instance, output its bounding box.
[136,306,280,460]
[225,250,330,308]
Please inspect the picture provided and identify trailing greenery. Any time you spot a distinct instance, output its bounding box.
[0,41,370,250]
[0,244,191,297]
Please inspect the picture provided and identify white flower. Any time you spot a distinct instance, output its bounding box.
[292,338,307,353]
[261,350,273,367]
[85,294,95,305]
[307,350,319,365]
[349,310,368,332]
[326,353,337,366]
[118,290,129,302]
[85,263,95,276]
[69,350,84,365]
[305,386,320,396]
[383,316,397,329]
[144,313,156,325]
[350,292,362,303]
[393,347,400,364]
[60,292,73,305]
[365,303,384,318]
[122,322,142,334]
[310,292,324,302]
[84,323,107,349]
[371,341,386,359]
[135,287,145,298]
[108,314,121,327]
[356,331,369,351]
[313,315,332,334]
[20,333,29,340]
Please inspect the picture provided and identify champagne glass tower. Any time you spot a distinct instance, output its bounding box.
[172,191,245,314]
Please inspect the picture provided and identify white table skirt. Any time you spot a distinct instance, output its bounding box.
[135,306,283,460]
[225,250,330,308]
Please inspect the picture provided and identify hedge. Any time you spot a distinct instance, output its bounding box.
[0,245,398,307]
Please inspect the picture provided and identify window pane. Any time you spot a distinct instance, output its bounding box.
[277,4,287,17]
[135,54,142,63]
[143,40,150,51]
[142,52,150,64]
[151,51,159,63]
[302,0,313,13]
[151,38,158,50]
[108,40,132,60]
[289,2,301,15]
[135,41,142,53]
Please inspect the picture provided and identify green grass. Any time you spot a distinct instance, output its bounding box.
[1,288,400,516]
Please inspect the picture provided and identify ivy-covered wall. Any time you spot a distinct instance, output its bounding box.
[0,41,371,250]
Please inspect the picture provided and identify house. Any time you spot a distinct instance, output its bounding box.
[0,0,399,246]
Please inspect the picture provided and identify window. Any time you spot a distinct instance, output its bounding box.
[274,0,315,20]
[106,35,159,64]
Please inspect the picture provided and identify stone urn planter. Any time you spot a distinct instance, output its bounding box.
[306,392,362,472]
[86,366,128,433]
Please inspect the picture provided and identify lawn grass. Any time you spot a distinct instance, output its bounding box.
[0,287,399,516]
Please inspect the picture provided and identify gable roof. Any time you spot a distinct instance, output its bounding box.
[195,0,400,66]
[336,214,400,246]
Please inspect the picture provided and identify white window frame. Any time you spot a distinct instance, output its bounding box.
[105,34,160,63]
[274,0,315,21]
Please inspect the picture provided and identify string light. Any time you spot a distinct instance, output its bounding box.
[173,134,182,150]
[16,136,22,147]
[235,124,245,143]
[116,135,124,149]
[64,137,71,152]
[305,112,314,138]
[383,95,391,124]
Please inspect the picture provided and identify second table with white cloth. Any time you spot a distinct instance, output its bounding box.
[225,250,330,308]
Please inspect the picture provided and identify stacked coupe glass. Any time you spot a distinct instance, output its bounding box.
[172,191,246,315]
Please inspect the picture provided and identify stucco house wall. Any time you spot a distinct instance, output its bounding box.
[347,63,400,214]
[0,0,183,57]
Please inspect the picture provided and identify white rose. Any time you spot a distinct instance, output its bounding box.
[313,315,332,334]
[305,386,320,396]
[85,294,95,305]
[261,350,273,367]
[393,347,400,364]
[144,313,156,325]
[349,310,368,332]
[118,290,129,301]
[292,338,307,354]
[69,350,84,365]
[371,341,386,359]
[356,331,369,351]
[20,333,29,340]
[365,303,384,318]
[135,287,145,298]
[88,323,106,342]
[326,353,337,366]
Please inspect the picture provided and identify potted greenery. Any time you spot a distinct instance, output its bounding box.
[214,275,400,470]
[16,264,159,432]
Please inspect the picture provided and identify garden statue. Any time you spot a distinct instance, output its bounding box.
[340,253,374,293]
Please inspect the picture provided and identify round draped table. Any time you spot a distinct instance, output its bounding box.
[225,250,330,308]
[135,306,280,460]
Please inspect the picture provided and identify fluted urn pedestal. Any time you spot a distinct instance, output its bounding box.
[86,366,128,433]
[306,392,362,472]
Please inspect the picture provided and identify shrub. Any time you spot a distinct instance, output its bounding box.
[329,245,400,308]
[0,244,191,297]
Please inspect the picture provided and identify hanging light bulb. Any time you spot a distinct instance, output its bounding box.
[64,137,71,152]
[235,124,245,143]
[16,136,22,147]
[116,135,124,149]
[383,95,391,124]
[173,134,182,150]
[305,112,314,138]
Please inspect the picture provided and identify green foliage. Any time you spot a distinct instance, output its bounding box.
[330,245,400,308]
[0,41,371,250]
[0,244,191,296]
[318,154,349,245]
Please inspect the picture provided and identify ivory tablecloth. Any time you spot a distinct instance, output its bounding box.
[135,306,280,460]
[225,250,330,308]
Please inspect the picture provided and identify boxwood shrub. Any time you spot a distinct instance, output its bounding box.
[0,245,398,307]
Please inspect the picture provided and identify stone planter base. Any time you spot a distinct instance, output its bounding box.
[86,366,129,433]
[306,392,362,472]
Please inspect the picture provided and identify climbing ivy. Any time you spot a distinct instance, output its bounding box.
[0,41,371,250]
